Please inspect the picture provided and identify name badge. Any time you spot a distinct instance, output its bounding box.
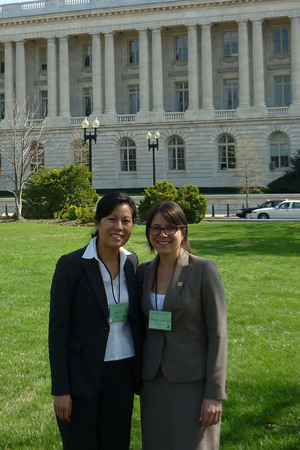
[109,303,127,323]
[149,310,172,331]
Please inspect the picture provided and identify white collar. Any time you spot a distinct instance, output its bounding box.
[82,236,131,270]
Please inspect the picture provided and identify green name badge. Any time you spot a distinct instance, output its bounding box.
[149,310,172,331]
[109,303,127,323]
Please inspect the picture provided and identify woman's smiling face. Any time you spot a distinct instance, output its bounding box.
[95,203,133,251]
[149,212,184,257]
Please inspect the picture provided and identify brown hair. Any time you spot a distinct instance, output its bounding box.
[145,201,192,253]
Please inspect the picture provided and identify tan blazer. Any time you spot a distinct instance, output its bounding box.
[138,248,227,400]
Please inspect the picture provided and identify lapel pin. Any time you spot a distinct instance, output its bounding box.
[177,281,182,286]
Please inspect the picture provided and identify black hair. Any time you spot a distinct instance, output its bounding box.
[145,201,192,253]
[92,192,137,238]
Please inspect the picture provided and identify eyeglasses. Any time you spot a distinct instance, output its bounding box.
[149,225,185,236]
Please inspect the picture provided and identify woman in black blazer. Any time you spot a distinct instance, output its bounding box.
[49,192,141,450]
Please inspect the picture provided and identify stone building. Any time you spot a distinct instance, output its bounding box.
[0,0,299,191]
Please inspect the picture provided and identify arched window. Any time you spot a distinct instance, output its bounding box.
[270,132,289,169]
[218,135,236,170]
[168,137,185,170]
[120,139,136,172]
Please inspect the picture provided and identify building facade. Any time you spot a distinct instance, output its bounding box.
[0,0,299,191]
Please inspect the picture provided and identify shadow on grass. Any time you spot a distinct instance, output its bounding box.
[221,380,300,449]
[189,223,300,258]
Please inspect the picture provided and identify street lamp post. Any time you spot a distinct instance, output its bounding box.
[82,117,100,172]
[146,130,160,185]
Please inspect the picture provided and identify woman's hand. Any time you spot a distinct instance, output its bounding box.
[54,395,72,422]
[200,398,222,428]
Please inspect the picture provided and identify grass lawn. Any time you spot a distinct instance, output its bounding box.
[0,221,299,449]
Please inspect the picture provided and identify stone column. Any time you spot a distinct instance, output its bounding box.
[59,36,70,117]
[4,41,14,118]
[152,28,164,112]
[139,29,150,113]
[201,24,213,111]
[15,40,26,109]
[92,33,103,115]
[238,21,250,108]
[188,25,199,110]
[47,37,57,117]
[291,17,300,107]
[252,20,265,108]
[104,32,116,114]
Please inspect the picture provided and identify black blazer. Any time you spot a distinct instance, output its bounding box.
[49,246,141,398]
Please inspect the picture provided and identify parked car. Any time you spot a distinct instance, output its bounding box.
[249,200,300,219]
[236,200,283,218]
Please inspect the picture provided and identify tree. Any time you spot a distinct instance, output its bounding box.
[138,181,177,221]
[290,149,300,176]
[234,135,267,207]
[23,164,99,219]
[268,149,300,193]
[176,185,208,223]
[138,180,207,223]
[71,134,89,167]
[0,97,53,217]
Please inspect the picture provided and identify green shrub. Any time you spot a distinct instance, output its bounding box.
[176,184,208,223]
[78,206,95,223]
[138,181,177,221]
[54,205,95,223]
[138,181,207,223]
[23,165,99,219]
[64,205,79,220]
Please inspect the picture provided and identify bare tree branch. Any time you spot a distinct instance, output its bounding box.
[234,135,267,207]
[0,97,56,217]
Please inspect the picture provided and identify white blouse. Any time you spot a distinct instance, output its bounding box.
[82,237,135,361]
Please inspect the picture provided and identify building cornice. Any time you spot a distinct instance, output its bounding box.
[0,0,299,29]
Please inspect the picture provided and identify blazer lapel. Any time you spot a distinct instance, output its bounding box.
[82,258,109,319]
[141,256,159,312]
[124,258,137,316]
[163,248,192,312]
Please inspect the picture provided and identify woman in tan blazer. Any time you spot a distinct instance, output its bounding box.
[138,201,227,450]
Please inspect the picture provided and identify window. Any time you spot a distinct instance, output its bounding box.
[128,85,140,114]
[39,47,47,71]
[83,88,92,116]
[0,93,5,119]
[0,51,4,74]
[128,40,139,64]
[274,28,289,54]
[30,141,44,172]
[120,139,136,172]
[175,36,188,61]
[223,31,238,57]
[270,132,289,169]
[224,79,239,109]
[168,137,185,171]
[40,91,48,117]
[218,135,236,170]
[175,82,189,112]
[274,76,291,107]
[83,44,92,68]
